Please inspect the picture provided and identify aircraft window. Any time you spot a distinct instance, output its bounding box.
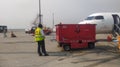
[85,16,94,20]
[95,16,104,20]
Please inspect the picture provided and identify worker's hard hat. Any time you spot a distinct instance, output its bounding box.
[38,24,43,28]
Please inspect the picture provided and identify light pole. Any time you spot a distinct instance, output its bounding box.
[39,0,41,24]
[52,13,54,29]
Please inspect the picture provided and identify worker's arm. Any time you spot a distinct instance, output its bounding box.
[40,29,45,37]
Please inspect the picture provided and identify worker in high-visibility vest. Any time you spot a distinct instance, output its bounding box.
[117,36,120,49]
[35,24,49,56]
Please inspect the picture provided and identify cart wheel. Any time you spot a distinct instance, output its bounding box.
[88,43,95,49]
[63,45,71,51]
[58,43,63,47]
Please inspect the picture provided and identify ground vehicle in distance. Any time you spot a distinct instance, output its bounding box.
[25,26,52,35]
[0,25,7,33]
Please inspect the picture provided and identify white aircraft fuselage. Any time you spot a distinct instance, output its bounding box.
[79,12,120,34]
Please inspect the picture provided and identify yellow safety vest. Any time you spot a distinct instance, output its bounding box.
[35,27,44,42]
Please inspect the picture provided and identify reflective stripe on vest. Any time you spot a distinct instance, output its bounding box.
[35,27,44,41]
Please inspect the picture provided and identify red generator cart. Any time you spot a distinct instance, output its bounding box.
[56,24,96,51]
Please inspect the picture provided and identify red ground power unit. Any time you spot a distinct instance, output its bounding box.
[56,24,96,51]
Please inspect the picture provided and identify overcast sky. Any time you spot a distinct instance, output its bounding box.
[0,0,120,29]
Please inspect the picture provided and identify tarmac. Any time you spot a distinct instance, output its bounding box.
[0,30,120,67]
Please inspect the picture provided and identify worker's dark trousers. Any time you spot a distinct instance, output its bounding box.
[37,40,47,55]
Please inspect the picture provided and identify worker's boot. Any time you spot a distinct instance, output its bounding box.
[44,53,49,56]
[39,53,42,56]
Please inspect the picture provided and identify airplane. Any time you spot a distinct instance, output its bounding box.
[78,12,120,37]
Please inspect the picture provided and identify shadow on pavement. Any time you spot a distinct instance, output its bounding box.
[0,51,71,56]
